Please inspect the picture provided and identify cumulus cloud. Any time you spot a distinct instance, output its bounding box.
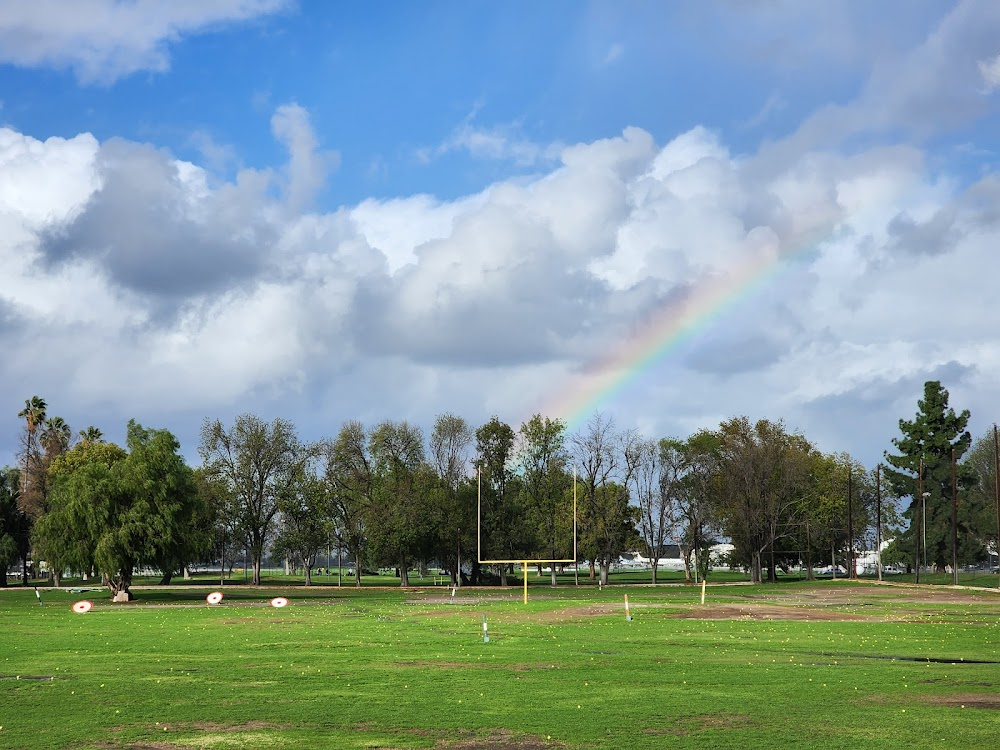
[3,89,1000,468]
[0,0,289,84]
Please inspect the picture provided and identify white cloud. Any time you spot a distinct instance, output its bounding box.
[0,0,290,84]
[424,114,563,167]
[270,103,339,211]
[3,94,1000,469]
[979,53,1000,90]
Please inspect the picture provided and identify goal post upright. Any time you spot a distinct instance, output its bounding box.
[477,465,578,604]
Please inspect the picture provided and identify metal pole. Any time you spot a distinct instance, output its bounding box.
[847,466,854,579]
[952,447,959,585]
[573,465,578,587]
[876,465,882,582]
[994,424,999,588]
[915,458,922,584]
[523,561,528,605]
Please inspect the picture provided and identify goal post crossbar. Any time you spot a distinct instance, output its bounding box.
[476,466,578,604]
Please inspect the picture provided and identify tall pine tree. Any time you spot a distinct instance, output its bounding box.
[884,381,975,572]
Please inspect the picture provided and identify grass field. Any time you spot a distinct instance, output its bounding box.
[2,580,999,749]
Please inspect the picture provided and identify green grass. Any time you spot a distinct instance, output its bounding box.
[2,581,1000,749]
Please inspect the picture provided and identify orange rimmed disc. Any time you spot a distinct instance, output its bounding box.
[270,597,288,608]
[206,591,224,605]
[72,600,93,614]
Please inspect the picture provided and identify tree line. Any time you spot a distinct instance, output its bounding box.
[2,381,998,595]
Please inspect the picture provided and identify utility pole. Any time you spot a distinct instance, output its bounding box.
[847,466,854,579]
[951,447,958,585]
[876,465,882,582]
[915,458,922,584]
[994,424,999,589]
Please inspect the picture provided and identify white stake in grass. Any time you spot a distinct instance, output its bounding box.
[701,579,706,605]
[33,587,42,606]
[625,594,632,621]
[482,614,490,643]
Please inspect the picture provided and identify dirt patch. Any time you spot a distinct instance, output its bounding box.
[672,603,876,621]
[433,728,564,749]
[920,693,1000,709]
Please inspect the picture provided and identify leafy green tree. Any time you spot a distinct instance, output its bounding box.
[672,432,723,582]
[518,414,572,586]
[0,468,30,587]
[37,422,203,597]
[475,416,521,585]
[193,467,242,583]
[33,441,127,586]
[884,381,975,573]
[429,414,475,586]
[366,421,433,586]
[274,455,330,585]
[199,415,304,586]
[323,421,375,587]
[714,417,813,583]
[961,429,1000,566]
[116,422,208,587]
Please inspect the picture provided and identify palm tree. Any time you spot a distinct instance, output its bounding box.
[41,417,72,456]
[18,396,47,434]
[79,426,104,444]
[17,396,47,500]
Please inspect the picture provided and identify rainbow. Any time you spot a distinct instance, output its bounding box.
[533,238,820,434]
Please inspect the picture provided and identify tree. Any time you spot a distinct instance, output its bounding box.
[274,455,330,586]
[0,468,29,587]
[960,429,1000,566]
[199,415,304,586]
[671,432,722,582]
[572,414,639,585]
[714,417,813,583]
[113,421,207,589]
[631,438,670,583]
[16,396,47,520]
[193,467,243,583]
[518,415,572,586]
[78,426,104,444]
[366,420,432,587]
[323,421,375,587]
[429,414,475,586]
[475,417,520,585]
[32,441,127,586]
[884,381,975,573]
[33,422,201,598]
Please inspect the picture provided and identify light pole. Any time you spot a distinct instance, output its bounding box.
[922,491,931,572]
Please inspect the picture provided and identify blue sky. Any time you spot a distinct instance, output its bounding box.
[2,0,1000,472]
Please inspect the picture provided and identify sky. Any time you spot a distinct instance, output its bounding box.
[2,0,1000,472]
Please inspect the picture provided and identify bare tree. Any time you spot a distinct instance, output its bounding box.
[430,414,474,585]
[199,415,304,586]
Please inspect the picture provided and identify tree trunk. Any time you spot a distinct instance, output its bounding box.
[21,552,29,585]
[304,564,312,586]
[651,562,658,585]
[399,561,409,587]
[750,551,763,583]
[52,571,61,587]
[599,562,609,586]
[499,565,507,587]
[252,557,262,586]
[354,565,362,587]
[589,560,596,579]
[159,570,173,585]
[550,566,558,587]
